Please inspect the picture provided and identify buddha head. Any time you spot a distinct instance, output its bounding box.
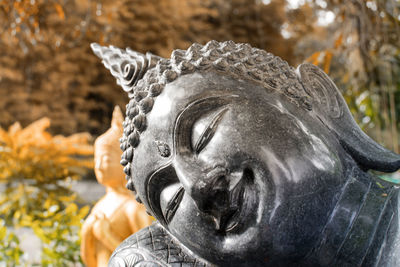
[94,106,126,189]
[92,41,400,265]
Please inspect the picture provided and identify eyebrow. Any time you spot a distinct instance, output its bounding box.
[194,107,228,154]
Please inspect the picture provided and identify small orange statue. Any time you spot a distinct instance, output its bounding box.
[80,106,153,267]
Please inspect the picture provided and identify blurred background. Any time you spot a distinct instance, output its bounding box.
[1,0,400,266]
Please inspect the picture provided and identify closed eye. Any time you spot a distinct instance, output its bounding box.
[194,107,228,154]
[174,95,237,155]
[163,185,185,224]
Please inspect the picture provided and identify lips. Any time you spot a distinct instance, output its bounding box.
[209,166,255,234]
[214,187,244,233]
[217,173,248,233]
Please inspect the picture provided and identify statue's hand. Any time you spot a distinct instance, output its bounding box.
[92,211,122,251]
[93,211,110,232]
[93,211,110,237]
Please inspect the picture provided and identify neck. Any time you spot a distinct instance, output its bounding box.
[106,185,130,195]
[306,167,398,266]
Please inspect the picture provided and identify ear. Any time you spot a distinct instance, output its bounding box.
[297,63,400,172]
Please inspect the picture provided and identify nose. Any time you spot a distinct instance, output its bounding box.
[174,159,241,230]
[95,155,103,170]
[193,174,231,214]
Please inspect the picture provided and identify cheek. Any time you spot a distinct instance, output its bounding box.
[132,145,169,192]
[108,162,124,174]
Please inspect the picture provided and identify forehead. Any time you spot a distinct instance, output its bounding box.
[135,70,276,154]
[132,71,253,167]
[95,141,119,155]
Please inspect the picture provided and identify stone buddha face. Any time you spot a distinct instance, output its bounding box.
[131,71,347,264]
[92,40,400,266]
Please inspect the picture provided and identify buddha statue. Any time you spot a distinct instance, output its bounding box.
[91,40,400,266]
[80,106,153,267]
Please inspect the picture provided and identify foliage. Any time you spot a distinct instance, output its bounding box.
[29,198,89,266]
[0,0,67,48]
[0,219,23,267]
[298,0,400,152]
[0,118,93,265]
[0,0,305,136]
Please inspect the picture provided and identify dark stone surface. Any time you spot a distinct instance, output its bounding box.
[92,40,400,266]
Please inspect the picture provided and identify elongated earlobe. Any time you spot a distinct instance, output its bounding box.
[297,63,400,172]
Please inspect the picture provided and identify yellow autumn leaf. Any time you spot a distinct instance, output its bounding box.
[54,3,65,20]
[334,33,343,49]
[58,194,76,202]
[13,210,21,220]
[307,51,321,65]
[324,51,333,74]
[65,203,78,214]
[78,205,90,218]
[8,122,21,139]
[40,220,53,227]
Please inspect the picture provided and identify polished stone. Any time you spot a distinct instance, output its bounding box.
[92,40,400,267]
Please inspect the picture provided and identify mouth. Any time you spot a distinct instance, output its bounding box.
[218,185,245,233]
[216,167,255,234]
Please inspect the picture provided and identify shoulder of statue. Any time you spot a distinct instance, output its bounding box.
[108,222,211,267]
